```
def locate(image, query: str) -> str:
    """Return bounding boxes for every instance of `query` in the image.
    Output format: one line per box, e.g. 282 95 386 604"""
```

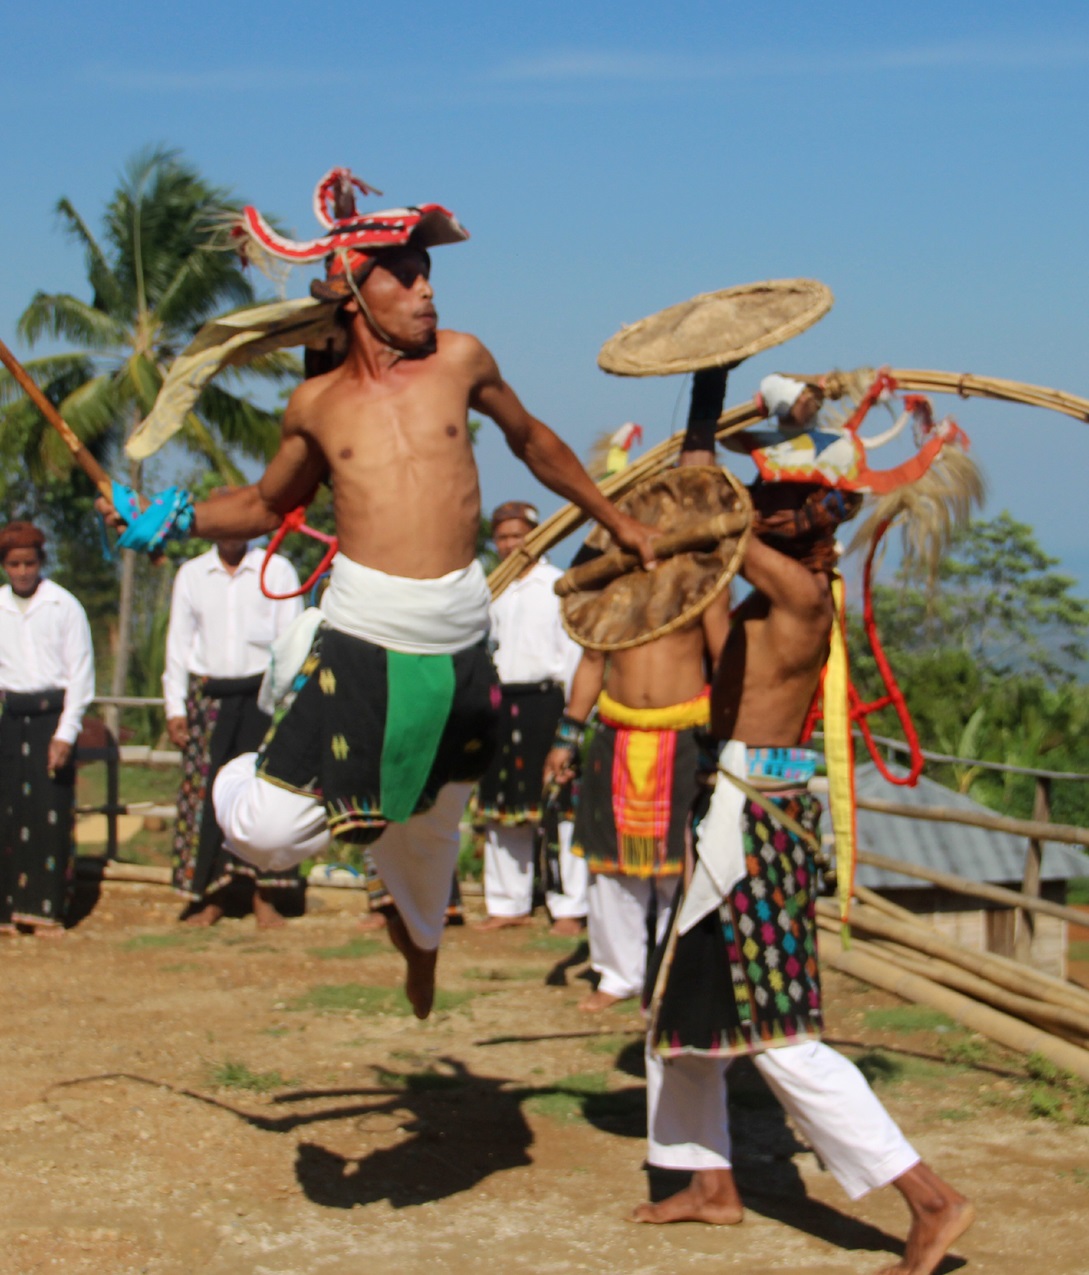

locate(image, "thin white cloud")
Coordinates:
491 39 1089 85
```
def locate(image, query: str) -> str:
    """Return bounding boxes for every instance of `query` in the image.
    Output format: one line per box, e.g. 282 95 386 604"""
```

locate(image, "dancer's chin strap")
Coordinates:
112 483 195 555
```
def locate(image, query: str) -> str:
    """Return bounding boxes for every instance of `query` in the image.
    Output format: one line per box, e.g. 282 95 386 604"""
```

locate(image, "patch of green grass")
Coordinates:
526 1071 609 1123
584 1033 633 1056
1066 877 1089 906
307 938 384 960
937 1107 974 1122
941 1036 992 1068
1068 940 1089 962
1023 1054 1089 1125
863 1006 957 1034
289 982 473 1017
122 931 206 951
209 1060 294 1092
524 933 583 953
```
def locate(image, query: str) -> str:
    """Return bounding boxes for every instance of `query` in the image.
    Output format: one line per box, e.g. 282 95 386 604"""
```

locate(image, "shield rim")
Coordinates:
597 278 834 378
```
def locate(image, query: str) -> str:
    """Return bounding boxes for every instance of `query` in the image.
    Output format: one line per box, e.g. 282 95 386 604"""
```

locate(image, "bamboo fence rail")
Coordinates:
854 796 1089 849
856 847 1089 929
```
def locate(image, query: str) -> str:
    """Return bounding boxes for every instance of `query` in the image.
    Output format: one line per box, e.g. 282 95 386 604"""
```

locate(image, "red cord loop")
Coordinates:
260 507 339 600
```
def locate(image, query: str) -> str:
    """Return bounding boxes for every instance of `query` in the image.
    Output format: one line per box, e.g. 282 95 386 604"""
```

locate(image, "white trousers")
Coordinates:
546 820 589 920
214 752 470 952
482 823 536 917
482 820 589 919
587 873 674 1000
645 1041 920 1201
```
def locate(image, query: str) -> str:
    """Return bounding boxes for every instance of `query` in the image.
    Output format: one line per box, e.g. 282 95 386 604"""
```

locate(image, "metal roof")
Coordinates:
819 762 1089 891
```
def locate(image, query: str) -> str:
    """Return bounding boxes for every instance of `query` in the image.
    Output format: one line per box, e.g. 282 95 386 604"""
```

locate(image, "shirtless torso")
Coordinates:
179 247 657 577
710 534 833 746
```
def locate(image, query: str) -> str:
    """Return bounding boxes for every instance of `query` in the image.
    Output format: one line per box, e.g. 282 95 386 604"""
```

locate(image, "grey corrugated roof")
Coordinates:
818 762 1089 890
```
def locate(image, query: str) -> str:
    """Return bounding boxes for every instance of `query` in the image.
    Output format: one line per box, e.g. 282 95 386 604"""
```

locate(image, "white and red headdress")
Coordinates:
229 166 468 288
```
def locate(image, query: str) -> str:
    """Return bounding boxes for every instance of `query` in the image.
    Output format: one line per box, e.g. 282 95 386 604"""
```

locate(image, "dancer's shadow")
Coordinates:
291 1058 535 1209
544 939 590 987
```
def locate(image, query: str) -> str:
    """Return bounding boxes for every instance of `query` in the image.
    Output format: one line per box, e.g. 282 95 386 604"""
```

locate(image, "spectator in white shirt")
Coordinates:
164 523 302 928
0 521 94 935
476 501 587 934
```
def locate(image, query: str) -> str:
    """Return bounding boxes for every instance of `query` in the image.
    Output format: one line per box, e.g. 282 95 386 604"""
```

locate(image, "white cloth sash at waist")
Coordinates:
676 739 749 936
257 555 492 715
321 553 491 654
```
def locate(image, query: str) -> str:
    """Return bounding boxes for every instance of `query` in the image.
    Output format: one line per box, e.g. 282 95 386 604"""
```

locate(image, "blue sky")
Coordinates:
4 1 1089 585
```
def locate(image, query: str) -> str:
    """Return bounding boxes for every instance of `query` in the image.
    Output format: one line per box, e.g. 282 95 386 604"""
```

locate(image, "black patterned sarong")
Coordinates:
173 673 297 900
647 786 823 1058
258 627 500 845
0 688 75 928
476 680 565 824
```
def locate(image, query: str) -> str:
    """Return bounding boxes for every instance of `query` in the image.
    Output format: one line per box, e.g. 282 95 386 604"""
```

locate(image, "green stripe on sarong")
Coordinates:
380 651 456 822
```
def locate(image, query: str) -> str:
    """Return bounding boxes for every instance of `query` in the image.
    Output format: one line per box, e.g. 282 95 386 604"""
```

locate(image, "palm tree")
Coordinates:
0 146 299 709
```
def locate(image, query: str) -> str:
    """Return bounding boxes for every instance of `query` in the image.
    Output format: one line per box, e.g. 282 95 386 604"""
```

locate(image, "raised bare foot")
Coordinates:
881 1163 974 1275
184 903 224 927
578 989 627 1013
357 910 389 932
386 909 438 1020
473 914 532 931
253 890 287 930
549 917 584 938
631 1169 744 1225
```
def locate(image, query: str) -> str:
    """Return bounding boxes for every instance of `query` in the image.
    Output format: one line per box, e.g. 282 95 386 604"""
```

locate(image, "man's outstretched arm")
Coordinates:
469 344 658 568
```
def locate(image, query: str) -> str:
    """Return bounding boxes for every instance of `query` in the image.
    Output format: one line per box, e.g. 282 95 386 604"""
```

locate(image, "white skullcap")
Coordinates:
758 374 807 421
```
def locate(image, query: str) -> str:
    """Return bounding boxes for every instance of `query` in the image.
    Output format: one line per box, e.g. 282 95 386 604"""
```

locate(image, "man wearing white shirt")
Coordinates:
164 529 302 927
477 501 587 933
0 522 94 936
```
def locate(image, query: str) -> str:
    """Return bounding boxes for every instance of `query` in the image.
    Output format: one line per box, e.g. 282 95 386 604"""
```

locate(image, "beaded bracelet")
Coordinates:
553 713 586 752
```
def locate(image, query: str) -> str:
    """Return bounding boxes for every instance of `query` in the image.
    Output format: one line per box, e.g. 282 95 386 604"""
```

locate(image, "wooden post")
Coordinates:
1015 776 1051 964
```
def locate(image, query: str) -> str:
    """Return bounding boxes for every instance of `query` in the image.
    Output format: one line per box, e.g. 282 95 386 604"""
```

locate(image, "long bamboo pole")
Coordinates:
820 930 1089 1083
856 846 1089 929
853 935 1089 1043
818 898 1089 1015
488 366 1089 598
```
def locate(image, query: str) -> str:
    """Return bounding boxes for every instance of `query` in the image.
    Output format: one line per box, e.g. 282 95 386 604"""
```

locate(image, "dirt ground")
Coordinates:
1 881 1087 1275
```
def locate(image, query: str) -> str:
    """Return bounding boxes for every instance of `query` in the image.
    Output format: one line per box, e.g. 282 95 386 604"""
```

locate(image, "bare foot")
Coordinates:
184 903 224 927
31 924 66 940
549 916 584 938
578 989 627 1013
253 890 287 930
881 1163 974 1274
385 909 437 1020
631 1169 744 1225
357 910 389 932
473 914 532 931
0 923 16 936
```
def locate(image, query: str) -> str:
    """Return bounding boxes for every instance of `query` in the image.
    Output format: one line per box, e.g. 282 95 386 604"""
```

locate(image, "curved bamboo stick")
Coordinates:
820 928 1089 1083
488 368 1089 598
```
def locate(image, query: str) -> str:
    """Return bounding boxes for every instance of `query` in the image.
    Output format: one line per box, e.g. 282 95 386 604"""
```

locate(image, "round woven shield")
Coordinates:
560 466 751 652
597 279 833 377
